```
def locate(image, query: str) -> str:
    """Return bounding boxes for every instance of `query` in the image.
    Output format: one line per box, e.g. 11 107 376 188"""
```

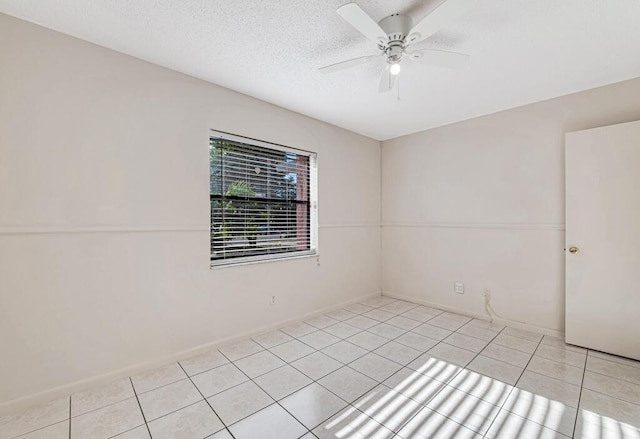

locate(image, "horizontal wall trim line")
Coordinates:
0 223 380 236
319 223 381 229
382 222 565 231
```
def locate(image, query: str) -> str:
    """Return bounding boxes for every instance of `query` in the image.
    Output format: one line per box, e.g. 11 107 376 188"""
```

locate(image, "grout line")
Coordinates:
68 396 71 439
176 362 237 439
571 350 589 438
129 378 153 438
480 331 546 438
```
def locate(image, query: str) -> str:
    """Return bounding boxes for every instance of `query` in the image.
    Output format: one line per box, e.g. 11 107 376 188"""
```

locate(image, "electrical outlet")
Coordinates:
454 282 464 294
270 295 276 306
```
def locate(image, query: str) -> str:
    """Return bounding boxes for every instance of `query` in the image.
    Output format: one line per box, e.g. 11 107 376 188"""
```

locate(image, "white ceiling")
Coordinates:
2 1 640 140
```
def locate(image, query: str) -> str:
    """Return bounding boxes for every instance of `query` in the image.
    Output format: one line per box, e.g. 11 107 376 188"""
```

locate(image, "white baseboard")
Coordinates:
0 291 381 417
382 291 564 338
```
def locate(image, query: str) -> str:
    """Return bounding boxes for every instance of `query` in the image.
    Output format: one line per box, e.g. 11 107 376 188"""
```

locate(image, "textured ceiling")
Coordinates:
2 0 640 140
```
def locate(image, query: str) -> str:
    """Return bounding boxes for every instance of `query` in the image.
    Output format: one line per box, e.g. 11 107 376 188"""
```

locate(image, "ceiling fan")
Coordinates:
320 0 473 93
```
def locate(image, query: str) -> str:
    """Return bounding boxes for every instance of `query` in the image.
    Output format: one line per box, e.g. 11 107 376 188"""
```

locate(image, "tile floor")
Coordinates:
2 296 640 438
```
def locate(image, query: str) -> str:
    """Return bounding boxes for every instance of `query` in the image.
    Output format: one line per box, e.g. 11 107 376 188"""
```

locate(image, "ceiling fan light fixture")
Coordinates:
390 63 402 75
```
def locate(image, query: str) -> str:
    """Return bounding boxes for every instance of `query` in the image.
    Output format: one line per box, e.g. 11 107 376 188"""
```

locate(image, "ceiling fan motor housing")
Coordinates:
378 14 413 48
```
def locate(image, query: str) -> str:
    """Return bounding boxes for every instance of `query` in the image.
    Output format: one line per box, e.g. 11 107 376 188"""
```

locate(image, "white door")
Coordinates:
565 120 640 361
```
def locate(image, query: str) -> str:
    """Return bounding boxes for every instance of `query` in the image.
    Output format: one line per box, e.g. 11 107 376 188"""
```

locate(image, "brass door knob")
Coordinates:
569 246 579 254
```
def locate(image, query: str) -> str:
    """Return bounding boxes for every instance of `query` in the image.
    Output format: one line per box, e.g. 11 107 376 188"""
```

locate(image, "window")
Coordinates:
209 131 317 266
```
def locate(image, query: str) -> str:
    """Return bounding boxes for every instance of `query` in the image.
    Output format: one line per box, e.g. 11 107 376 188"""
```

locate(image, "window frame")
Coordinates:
209 130 318 268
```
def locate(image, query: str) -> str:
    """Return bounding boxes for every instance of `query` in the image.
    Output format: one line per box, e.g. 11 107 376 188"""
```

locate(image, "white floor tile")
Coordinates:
324 309 357 322
363 309 396 322
219 339 264 361
305 315 339 329
482 343 533 368
374 341 422 365
291 352 343 380
347 331 388 351
526 356 583 385
313 405 395 439
0 397 69 439
233 350 285 378
502 387 577 437
14 420 69 439
147 401 223 439
179 349 229 377
280 383 348 429
207 381 274 425
137 379 201 421
535 344 586 368
406 353 463 384
440 312 472 323
576 389 640 436
280 322 318 338
502 327 544 343
191 363 248 398
382 367 446 405
378 301 418 315
112 425 150 438
426 386 500 435
443 333 489 353
318 367 378 403
349 353 403 382
385 316 421 331
344 315 379 330
70 398 143 439
583 371 640 406
493 333 538 354
321 340 368 364
424 315 466 331
367 323 406 340
449 369 513 406
323 322 362 339
353 385 422 433
428 342 477 367
516 371 581 407
540 335 586 353
411 323 452 341
229 403 306 439
299 330 341 350
71 378 134 417
394 332 438 353
254 365 312 400
397 406 481 439
269 339 316 363
208 429 234 439
468 355 523 385
252 330 294 349
131 363 186 394
587 355 640 385
456 322 501 341
486 409 571 438
400 309 436 323
589 350 640 369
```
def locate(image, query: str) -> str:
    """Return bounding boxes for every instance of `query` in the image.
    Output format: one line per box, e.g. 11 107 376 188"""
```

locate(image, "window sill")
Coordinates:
210 251 318 269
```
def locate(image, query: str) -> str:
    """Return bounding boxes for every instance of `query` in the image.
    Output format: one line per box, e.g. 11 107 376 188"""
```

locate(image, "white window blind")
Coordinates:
210 131 317 266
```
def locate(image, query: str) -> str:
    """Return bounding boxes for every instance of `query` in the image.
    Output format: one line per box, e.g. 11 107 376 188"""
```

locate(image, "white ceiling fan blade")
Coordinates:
319 55 380 74
408 49 470 69
337 3 387 46
407 0 474 44
378 65 396 93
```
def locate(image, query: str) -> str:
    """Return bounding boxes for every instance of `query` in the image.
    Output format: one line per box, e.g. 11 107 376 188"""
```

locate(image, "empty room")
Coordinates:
1 0 640 438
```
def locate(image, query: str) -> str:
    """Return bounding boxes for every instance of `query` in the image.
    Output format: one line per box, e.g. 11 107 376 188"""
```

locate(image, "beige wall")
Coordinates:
0 14 381 407
382 77 640 332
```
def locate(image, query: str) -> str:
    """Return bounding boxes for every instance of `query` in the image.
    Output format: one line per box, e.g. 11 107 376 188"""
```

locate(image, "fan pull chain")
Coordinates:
397 77 401 101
